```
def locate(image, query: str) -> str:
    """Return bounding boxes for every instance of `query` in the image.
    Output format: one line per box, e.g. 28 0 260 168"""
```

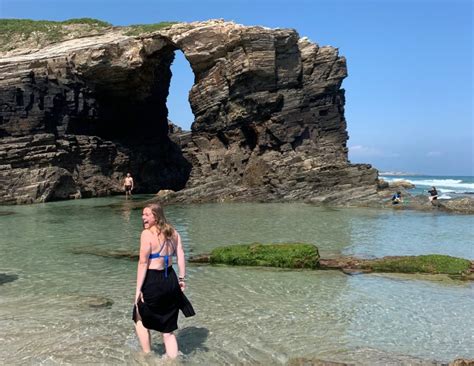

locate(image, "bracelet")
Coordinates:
178 276 186 282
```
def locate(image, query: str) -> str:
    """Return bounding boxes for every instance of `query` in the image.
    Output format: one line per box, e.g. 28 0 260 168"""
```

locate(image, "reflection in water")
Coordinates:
0 197 473 364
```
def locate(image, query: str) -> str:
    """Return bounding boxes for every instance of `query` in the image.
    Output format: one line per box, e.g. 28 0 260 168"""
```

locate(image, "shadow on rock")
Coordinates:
0 273 19 285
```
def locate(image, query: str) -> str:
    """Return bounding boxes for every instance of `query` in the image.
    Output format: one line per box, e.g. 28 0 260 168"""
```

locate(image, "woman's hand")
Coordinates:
179 280 186 292
135 291 144 304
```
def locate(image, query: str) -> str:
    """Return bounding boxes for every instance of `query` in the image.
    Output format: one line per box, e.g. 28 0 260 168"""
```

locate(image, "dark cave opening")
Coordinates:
67 44 193 193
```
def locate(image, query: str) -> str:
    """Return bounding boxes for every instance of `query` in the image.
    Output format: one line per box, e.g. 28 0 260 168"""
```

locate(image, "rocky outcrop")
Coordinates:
377 187 474 214
450 359 474 366
0 20 378 204
386 179 415 189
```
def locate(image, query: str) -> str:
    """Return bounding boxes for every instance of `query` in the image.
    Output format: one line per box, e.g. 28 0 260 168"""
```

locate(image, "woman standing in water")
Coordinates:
133 203 195 358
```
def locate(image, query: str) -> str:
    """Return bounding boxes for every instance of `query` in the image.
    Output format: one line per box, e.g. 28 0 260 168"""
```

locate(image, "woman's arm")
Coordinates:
175 231 186 290
135 230 151 302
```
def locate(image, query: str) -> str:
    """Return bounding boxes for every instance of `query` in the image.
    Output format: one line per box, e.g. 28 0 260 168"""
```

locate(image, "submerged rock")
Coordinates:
288 358 351 366
82 295 114 309
63 293 114 309
0 211 15 216
72 247 138 260
0 273 19 285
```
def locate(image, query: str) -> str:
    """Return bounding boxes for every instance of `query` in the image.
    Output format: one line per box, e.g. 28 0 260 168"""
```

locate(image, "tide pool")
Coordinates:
0 196 473 364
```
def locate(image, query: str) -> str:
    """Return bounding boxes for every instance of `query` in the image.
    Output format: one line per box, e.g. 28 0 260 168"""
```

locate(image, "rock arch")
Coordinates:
0 20 378 204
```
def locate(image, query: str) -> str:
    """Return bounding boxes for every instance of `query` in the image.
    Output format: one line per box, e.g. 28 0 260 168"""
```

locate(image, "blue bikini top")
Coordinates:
148 238 177 277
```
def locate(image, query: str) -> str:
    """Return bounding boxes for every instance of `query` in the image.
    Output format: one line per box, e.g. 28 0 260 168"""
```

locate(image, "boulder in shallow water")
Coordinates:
360 255 471 275
388 180 415 189
442 198 474 214
449 359 474 366
156 189 177 201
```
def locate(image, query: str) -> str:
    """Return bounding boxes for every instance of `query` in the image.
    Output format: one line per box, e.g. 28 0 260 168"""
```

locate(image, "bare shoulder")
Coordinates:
172 229 180 240
140 229 154 242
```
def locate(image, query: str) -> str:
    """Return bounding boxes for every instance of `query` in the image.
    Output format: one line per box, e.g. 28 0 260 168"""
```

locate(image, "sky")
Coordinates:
1 0 472 176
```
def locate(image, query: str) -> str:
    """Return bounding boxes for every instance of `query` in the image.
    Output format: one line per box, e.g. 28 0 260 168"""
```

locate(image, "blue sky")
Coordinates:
1 0 472 176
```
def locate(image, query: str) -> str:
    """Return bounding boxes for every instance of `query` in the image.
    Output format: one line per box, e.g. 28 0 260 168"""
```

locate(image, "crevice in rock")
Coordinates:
291 127 310 150
241 124 258 150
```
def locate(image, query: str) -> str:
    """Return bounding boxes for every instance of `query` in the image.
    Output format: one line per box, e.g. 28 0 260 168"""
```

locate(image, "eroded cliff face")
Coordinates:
0 20 378 204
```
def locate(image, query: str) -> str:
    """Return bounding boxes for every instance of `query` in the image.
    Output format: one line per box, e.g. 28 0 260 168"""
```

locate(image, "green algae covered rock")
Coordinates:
210 243 319 269
363 255 471 275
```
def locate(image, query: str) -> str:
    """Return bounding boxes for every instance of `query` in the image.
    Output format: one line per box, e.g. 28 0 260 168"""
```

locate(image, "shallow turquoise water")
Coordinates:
0 196 473 364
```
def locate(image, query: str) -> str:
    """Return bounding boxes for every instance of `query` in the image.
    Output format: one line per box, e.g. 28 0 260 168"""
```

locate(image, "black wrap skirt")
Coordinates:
132 267 195 333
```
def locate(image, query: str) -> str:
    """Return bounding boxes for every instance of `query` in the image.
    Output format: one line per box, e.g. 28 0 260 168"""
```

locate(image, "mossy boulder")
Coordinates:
210 243 319 269
361 255 471 275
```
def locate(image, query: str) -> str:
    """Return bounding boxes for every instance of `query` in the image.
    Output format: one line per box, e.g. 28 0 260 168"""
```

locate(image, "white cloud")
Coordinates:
426 151 442 157
349 145 400 158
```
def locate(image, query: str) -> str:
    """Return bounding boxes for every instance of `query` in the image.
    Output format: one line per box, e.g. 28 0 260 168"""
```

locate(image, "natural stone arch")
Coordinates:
0 20 378 204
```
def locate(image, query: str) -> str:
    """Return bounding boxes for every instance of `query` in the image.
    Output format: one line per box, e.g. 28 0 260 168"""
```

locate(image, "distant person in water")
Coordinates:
132 203 195 358
428 186 438 203
123 173 134 198
391 191 402 205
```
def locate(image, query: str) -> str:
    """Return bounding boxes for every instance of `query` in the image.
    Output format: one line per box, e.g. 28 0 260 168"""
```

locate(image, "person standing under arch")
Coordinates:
123 173 134 199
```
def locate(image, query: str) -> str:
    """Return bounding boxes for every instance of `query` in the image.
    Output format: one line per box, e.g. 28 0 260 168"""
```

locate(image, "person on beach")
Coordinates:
123 173 134 198
391 191 402 205
428 186 438 203
133 203 195 358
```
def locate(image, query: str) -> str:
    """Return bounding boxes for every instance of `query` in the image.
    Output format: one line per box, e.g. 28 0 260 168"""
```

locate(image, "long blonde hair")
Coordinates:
146 203 175 239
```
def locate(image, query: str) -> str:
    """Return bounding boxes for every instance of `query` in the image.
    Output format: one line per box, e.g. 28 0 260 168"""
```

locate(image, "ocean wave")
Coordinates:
438 194 452 200
380 176 474 193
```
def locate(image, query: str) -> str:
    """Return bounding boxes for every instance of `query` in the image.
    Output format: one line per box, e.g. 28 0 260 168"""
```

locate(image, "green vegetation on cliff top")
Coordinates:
0 18 178 52
0 18 111 51
210 243 320 269
125 22 179 36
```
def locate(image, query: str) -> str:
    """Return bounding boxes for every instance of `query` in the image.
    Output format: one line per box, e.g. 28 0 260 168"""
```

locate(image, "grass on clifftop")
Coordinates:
210 243 320 269
365 255 471 275
0 18 180 52
124 22 179 36
0 18 111 51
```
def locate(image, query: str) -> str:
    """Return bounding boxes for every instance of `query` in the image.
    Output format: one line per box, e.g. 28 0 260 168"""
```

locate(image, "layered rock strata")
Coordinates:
0 20 378 204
